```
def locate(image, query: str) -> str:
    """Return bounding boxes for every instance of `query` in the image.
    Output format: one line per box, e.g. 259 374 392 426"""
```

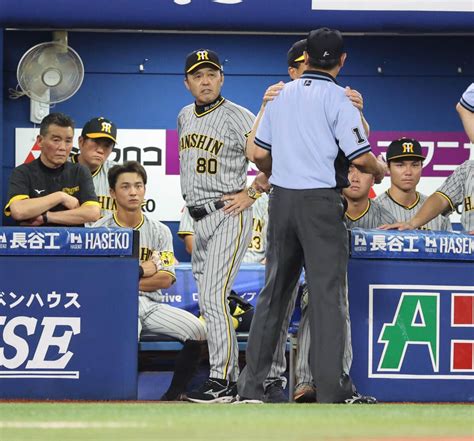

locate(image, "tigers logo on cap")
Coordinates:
81 117 117 143
185 49 222 74
386 137 426 162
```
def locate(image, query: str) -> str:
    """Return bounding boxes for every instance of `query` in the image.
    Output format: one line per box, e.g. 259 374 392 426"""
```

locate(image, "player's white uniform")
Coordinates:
92 212 205 342
70 154 116 220
242 193 268 263
376 191 451 231
436 160 474 233
178 97 254 382
345 199 396 229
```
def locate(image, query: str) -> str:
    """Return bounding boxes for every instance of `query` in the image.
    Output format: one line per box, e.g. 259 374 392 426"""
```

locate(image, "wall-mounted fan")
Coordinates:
17 40 84 105
11 32 85 123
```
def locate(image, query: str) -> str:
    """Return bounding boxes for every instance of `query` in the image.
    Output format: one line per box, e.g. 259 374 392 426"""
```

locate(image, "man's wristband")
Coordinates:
138 266 144 278
42 212 48 224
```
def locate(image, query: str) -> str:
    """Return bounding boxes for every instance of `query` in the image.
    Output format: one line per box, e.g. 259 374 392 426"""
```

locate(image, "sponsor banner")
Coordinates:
351 229 474 261
312 0 473 12
0 227 134 256
0 256 137 399
16 129 470 222
348 259 474 401
369 285 474 380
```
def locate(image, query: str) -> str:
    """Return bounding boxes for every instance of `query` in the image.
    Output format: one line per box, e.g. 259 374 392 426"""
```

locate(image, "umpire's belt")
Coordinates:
188 200 225 221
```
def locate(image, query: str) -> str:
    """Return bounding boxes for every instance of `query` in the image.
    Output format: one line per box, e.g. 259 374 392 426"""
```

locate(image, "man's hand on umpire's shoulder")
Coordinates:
345 87 364 112
262 81 285 105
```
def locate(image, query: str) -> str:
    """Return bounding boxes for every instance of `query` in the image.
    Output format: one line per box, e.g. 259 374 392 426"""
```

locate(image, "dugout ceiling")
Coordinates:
0 0 473 33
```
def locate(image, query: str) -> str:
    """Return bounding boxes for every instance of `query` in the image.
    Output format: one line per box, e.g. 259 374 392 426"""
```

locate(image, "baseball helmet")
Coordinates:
227 291 254 332
199 290 254 332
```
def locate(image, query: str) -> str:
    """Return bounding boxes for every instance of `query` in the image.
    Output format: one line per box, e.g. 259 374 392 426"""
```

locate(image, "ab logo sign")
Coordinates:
369 285 474 379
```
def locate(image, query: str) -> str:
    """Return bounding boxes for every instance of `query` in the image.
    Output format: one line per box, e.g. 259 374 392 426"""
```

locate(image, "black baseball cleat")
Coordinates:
186 377 237 403
263 379 287 403
344 392 377 404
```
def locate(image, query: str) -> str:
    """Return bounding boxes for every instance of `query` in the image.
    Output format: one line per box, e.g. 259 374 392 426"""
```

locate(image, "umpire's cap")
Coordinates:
306 27 344 62
185 49 222 74
287 39 306 67
386 137 426 162
81 117 117 143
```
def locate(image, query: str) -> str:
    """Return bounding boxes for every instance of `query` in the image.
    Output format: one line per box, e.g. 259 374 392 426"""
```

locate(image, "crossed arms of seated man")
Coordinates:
9 192 100 226
139 254 175 292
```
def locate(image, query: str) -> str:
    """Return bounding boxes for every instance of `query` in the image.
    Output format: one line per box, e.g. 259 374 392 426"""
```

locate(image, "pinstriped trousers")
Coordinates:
238 186 355 403
192 207 252 382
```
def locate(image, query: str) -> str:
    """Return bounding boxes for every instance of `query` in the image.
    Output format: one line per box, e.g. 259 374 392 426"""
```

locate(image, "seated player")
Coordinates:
92 161 207 401
70 116 119 222
376 137 451 231
344 164 396 229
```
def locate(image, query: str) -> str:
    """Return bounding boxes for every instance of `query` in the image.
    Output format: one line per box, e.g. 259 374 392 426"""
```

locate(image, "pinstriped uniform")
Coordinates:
436 160 474 232
70 154 117 224
178 98 254 381
177 194 292 384
92 212 206 342
242 193 269 263
178 98 255 206
345 199 397 229
376 191 451 231
178 206 194 239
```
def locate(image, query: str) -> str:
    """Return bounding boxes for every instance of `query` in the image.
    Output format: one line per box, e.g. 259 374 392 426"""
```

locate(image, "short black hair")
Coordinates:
39 112 75 136
108 161 147 190
307 56 340 70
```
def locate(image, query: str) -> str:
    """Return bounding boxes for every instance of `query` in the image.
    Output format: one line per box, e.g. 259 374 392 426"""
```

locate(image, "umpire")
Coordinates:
237 28 386 403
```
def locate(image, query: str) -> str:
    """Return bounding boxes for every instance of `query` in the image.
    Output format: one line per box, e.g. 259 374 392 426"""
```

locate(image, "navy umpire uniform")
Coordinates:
238 28 386 403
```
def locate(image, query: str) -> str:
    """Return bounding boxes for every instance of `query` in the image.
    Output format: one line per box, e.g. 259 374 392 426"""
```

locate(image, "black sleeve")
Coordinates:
77 164 98 205
7 166 31 201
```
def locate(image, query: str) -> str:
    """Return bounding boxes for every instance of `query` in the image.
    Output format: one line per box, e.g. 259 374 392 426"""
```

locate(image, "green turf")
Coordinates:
0 403 472 441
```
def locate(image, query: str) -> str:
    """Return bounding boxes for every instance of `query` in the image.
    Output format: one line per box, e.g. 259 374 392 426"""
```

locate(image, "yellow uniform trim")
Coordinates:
187 61 221 74
86 133 117 143
178 231 194 238
82 201 101 208
194 97 225 118
113 211 145 230
345 200 370 222
221 212 244 379
387 154 425 161
158 269 177 284
386 190 420 210
435 191 455 212
4 194 29 216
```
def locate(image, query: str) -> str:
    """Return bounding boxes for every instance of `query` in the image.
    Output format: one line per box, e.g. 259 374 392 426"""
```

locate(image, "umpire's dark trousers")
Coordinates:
237 185 354 403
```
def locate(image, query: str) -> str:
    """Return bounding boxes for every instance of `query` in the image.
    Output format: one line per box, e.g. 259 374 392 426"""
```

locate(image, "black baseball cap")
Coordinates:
185 49 222 74
306 27 344 62
287 39 306 67
81 117 117 143
386 138 426 162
